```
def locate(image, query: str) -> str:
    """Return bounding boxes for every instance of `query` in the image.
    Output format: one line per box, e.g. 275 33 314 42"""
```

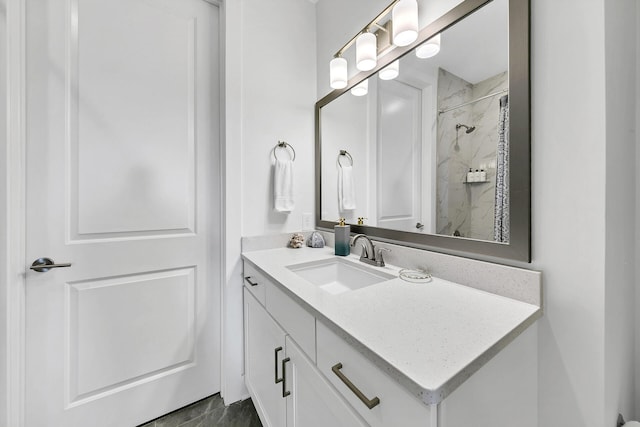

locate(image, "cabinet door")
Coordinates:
244 289 287 427
438 325 537 427
285 336 368 427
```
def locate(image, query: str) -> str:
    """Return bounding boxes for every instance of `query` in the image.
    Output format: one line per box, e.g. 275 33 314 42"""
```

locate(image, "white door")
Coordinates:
24 0 221 426
376 79 422 232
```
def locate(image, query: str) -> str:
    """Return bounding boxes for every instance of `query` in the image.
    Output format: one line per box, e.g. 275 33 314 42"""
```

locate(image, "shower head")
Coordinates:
456 123 476 134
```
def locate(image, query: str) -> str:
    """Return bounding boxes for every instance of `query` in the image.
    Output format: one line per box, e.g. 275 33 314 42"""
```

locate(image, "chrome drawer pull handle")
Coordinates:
244 276 259 286
274 347 283 384
331 363 380 409
282 357 291 397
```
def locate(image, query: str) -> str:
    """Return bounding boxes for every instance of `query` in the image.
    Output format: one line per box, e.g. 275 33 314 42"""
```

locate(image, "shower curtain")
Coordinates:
494 95 509 243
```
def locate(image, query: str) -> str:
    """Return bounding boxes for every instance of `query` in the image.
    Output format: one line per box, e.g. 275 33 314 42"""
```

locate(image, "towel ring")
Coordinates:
337 150 353 168
272 141 296 162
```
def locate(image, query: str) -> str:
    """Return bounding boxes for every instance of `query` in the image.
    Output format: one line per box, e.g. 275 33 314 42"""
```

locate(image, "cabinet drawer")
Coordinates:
243 262 267 305
317 321 433 427
265 281 316 362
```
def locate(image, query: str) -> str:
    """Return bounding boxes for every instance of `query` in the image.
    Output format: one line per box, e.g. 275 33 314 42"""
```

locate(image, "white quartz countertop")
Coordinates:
242 246 541 405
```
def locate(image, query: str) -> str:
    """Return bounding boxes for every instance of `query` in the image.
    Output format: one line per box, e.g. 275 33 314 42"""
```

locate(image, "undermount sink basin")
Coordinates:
287 257 395 295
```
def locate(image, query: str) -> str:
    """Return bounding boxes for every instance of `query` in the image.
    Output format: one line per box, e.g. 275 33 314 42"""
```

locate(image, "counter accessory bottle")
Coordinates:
334 218 350 256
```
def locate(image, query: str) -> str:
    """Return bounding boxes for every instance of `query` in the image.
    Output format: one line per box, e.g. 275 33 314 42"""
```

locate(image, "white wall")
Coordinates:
0 0 8 422
530 0 607 424
317 0 637 426
222 0 245 404
531 0 637 424
223 0 317 405
604 0 636 423
241 0 317 236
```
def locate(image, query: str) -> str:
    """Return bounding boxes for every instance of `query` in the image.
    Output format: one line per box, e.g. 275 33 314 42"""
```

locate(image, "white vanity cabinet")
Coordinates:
284 335 368 427
243 263 267 305
316 319 537 427
244 288 367 427
243 255 539 427
316 321 434 427
244 287 286 427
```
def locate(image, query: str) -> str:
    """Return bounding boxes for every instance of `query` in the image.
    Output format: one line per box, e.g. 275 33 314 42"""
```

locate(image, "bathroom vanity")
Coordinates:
242 244 541 427
244 1 538 422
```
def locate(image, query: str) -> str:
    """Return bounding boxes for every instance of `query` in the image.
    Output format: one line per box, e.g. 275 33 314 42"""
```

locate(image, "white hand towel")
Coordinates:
338 165 356 211
274 158 295 212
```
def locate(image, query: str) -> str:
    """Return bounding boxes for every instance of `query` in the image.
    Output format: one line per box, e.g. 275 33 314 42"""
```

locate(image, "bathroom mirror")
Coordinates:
315 0 530 261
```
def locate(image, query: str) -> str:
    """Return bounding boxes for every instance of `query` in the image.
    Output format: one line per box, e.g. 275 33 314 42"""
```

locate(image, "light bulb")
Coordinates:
416 34 441 58
379 60 399 80
330 57 348 89
356 32 377 71
350 79 368 96
392 0 418 47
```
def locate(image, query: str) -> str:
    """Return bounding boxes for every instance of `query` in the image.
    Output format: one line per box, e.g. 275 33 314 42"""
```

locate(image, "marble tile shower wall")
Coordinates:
437 68 473 237
436 68 508 240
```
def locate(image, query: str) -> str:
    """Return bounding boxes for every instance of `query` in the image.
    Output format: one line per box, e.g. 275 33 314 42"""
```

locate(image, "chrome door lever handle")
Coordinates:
30 257 72 273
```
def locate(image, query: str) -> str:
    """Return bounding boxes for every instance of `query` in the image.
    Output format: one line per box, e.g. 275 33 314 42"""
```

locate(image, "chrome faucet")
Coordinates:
350 234 390 267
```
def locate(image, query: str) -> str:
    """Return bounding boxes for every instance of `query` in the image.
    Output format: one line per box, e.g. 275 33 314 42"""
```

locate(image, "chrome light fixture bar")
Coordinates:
329 0 419 89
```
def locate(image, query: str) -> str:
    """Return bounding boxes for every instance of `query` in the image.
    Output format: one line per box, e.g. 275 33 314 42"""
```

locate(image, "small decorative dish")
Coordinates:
399 268 432 283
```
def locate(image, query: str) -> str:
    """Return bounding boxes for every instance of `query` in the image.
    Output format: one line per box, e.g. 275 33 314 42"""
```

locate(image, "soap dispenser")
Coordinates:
334 218 350 256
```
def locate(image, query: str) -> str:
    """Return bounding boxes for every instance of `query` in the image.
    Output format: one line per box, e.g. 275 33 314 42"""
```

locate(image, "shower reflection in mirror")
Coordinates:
436 68 509 242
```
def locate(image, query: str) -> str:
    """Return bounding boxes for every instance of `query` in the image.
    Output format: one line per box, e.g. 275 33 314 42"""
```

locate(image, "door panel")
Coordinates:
74 0 196 236
377 79 422 232
24 0 220 425
69 268 195 403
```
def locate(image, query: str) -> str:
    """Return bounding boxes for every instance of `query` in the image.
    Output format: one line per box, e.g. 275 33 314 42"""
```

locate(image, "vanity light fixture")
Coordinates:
356 31 377 71
329 0 418 90
379 59 399 80
416 33 441 58
392 0 419 46
330 56 348 89
350 79 369 96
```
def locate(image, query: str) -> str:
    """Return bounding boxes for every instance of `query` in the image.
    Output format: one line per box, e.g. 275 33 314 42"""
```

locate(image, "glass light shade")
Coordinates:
356 32 377 71
392 0 418 46
379 60 399 80
350 79 368 96
330 57 348 89
416 34 441 58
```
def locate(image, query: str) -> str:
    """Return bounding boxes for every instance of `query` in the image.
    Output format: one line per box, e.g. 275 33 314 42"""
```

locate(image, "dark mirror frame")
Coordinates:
315 0 530 262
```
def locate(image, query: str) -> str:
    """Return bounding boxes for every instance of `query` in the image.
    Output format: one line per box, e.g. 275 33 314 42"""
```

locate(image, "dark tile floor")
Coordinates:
139 394 262 427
